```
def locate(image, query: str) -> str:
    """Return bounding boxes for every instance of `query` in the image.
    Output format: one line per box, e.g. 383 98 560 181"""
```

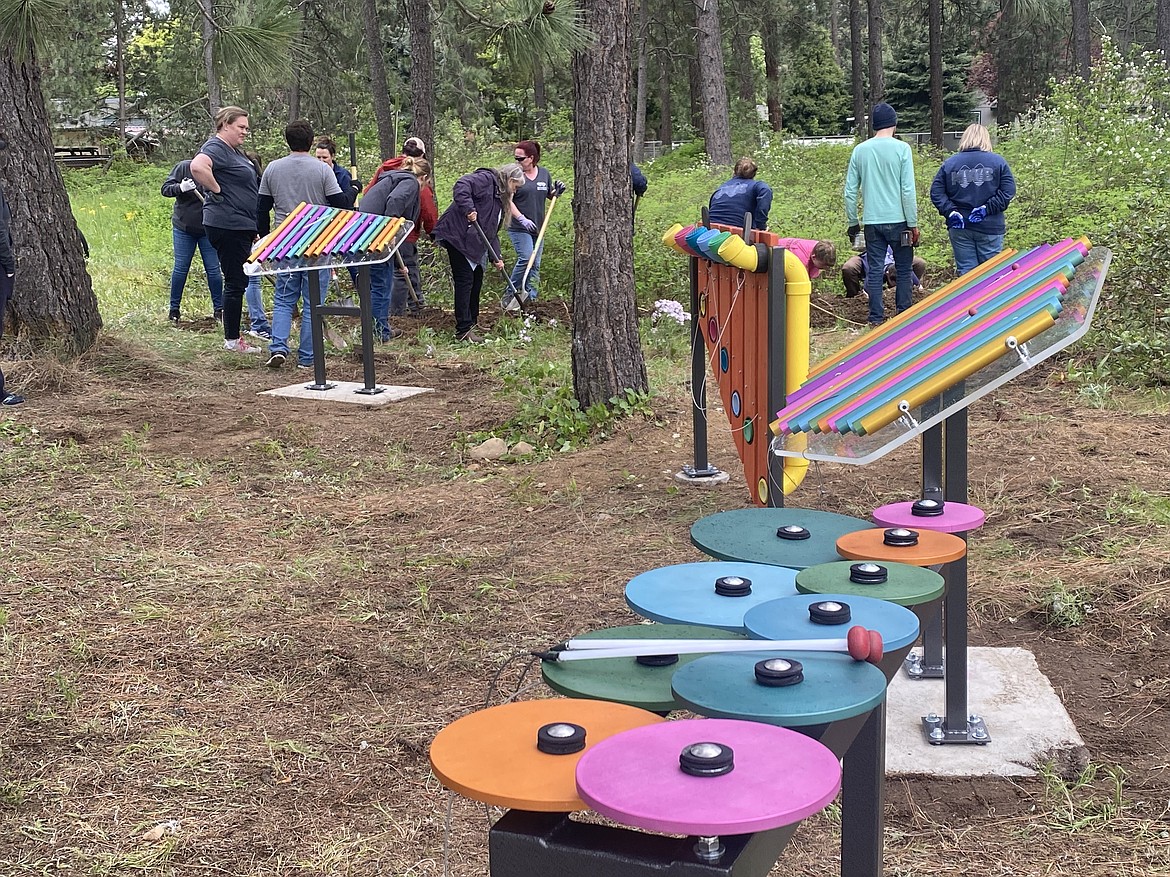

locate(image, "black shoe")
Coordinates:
213 308 224 322
265 352 286 369
456 329 484 344
168 309 180 323
1 393 25 406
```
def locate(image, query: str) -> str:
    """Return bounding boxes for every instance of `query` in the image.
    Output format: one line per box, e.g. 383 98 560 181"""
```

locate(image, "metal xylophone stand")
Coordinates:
303 263 382 394
912 385 990 744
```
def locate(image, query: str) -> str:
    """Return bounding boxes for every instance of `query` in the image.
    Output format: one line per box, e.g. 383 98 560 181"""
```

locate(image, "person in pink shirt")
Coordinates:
775 238 837 279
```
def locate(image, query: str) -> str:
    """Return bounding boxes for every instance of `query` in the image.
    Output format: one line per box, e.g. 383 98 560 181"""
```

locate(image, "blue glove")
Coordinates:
969 205 987 224
552 180 567 197
518 215 537 233
947 211 965 229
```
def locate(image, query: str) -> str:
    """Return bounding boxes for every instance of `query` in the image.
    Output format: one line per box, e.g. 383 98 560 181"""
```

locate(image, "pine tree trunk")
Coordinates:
632 0 649 162
1159 0 1170 60
867 0 884 107
849 0 865 136
570 0 648 409
929 0 943 145
197 0 221 115
405 0 435 161
762 7 783 132
362 0 397 159
695 0 732 165
656 45 673 146
533 62 547 136
1070 0 1091 78
0 54 101 355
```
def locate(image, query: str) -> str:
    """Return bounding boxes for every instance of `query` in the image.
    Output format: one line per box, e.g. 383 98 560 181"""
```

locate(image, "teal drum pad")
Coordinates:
691 508 874 570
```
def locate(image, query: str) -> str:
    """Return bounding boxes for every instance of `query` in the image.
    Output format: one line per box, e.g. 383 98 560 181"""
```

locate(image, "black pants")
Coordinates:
205 225 254 340
445 244 482 336
0 270 11 398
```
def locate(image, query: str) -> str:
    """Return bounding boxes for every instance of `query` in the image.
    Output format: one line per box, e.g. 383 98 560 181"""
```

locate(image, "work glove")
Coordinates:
847 224 860 240
518 215 537 233
179 178 198 193
552 180 566 197
909 227 920 246
946 210 964 229
969 205 987 224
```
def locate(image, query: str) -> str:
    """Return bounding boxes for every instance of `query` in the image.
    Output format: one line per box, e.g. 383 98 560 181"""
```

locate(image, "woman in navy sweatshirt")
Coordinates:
930 124 1017 276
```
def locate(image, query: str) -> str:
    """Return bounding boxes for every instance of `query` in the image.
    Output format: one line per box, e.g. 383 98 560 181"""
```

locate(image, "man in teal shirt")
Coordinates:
844 103 919 324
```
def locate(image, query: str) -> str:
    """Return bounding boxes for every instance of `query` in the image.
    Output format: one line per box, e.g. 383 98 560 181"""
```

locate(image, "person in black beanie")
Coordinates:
0 130 24 406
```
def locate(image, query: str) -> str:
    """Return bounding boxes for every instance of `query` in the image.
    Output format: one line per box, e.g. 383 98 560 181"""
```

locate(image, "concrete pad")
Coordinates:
885 647 1089 778
260 381 433 406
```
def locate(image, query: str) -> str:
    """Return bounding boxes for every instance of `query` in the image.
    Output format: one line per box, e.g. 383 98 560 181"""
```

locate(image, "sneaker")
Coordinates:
265 351 286 368
457 329 485 344
247 329 273 342
224 338 262 354
168 309 180 324
378 327 400 343
213 308 224 322
296 363 313 370
1 392 25 406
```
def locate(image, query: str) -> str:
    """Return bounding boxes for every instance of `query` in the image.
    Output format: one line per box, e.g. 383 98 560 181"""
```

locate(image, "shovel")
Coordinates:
470 218 525 310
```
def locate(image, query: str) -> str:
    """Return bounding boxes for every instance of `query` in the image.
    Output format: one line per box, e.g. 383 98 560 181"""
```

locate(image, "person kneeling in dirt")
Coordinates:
841 246 928 304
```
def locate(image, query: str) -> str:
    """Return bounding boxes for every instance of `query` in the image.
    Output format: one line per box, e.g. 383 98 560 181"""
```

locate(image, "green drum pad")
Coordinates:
691 508 874 570
796 560 944 608
542 624 745 713
672 651 887 726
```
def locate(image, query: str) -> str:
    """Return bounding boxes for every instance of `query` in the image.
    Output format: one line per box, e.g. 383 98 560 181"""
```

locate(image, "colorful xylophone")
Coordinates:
771 237 1091 439
244 201 411 275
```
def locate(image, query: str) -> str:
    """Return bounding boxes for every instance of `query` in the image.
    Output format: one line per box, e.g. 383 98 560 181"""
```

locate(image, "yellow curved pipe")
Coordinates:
780 248 810 494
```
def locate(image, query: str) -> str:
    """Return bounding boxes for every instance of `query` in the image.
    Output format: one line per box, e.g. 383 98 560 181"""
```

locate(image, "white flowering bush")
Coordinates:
645 298 691 359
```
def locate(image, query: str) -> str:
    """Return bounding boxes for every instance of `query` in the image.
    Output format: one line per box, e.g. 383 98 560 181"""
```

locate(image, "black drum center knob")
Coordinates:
912 498 945 517
754 657 804 686
537 722 586 755
679 741 735 777
636 653 680 667
884 527 920 546
776 524 811 541
850 562 888 585
809 600 851 624
714 575 752 597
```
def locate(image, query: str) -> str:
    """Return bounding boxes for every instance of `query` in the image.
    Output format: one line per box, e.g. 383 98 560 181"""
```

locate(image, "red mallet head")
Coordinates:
846 626 884 664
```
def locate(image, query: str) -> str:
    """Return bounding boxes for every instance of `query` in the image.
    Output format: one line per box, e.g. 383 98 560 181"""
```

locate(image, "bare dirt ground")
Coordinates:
1 302 1168 876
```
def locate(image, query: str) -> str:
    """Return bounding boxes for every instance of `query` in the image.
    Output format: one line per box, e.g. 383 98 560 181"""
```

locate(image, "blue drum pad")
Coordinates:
625 562 799 631
743 593 920 652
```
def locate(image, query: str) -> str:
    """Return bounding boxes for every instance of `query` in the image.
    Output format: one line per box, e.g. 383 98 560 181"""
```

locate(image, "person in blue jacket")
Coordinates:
708 157 773 231
315 138 360 209
930 124 1017 276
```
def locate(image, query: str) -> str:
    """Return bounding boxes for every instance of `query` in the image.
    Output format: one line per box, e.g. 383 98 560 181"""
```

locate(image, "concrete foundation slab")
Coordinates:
260 381 434 406
885 646 1088 778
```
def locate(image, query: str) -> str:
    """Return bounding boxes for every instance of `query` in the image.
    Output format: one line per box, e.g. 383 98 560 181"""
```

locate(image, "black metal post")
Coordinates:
354 264 379 393
688 252 712 475
907 413 946 679
305 269 334 391
840 702 885 877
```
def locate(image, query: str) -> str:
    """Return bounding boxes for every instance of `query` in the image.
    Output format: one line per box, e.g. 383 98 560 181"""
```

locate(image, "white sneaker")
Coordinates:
224 338 262 354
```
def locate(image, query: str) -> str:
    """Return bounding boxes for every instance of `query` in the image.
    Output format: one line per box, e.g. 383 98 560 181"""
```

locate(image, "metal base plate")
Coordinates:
922 713 990 745
903 651 945 680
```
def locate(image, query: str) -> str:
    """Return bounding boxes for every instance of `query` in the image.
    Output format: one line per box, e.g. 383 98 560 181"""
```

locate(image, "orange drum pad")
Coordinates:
836 527 966 567
429 698 665 812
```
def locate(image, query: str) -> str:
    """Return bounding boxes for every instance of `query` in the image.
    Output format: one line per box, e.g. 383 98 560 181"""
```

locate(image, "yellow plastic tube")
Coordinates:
780 248 811 494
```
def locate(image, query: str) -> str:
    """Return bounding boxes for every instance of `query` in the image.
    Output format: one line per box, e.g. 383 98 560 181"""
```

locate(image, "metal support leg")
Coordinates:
841 702 885 877
353 265 381 395
906 416 945 679
680 253 723 483
305 269 334 391
765 245 787 509
921 402 990 744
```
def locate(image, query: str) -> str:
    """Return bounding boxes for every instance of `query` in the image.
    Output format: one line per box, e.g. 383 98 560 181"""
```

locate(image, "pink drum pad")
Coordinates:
575 718 841 836
872 501 985 533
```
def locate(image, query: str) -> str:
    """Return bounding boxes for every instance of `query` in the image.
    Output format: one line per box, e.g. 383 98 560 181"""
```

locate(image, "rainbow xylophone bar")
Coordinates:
771 238 1090 439
245 202 414 276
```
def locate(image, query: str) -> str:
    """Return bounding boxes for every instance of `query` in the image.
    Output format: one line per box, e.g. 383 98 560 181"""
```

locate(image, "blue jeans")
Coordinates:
368 261 394 341
863 223 915 323
270 269 330 365
169 228 223 313
245 275 271 334
507 229 543 302
948 229 1005 276
390 241 421 316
